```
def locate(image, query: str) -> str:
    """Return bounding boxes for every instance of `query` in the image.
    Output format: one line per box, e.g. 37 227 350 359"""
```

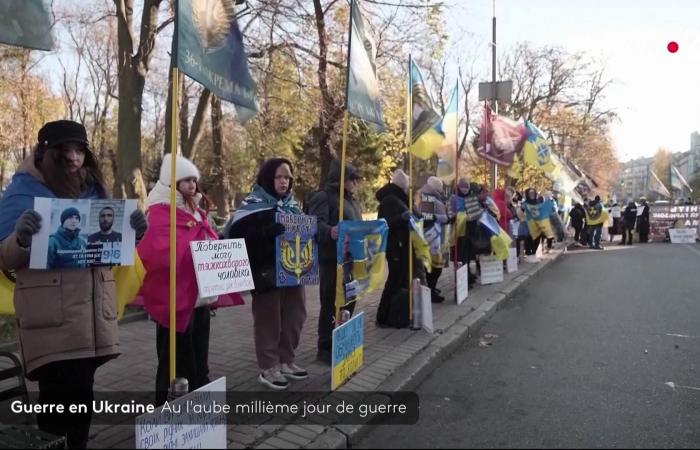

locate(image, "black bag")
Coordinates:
386 288 410 329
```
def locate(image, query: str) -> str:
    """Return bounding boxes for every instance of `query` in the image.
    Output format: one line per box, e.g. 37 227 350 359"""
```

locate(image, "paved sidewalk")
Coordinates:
23 248 564 448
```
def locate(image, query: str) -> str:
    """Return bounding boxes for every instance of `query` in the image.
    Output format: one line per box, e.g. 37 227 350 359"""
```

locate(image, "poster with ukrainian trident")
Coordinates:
335 220 388 307
332 311 364 390
29 198 137 270
275 213 319 287
176 0 257 121
345 0 384 129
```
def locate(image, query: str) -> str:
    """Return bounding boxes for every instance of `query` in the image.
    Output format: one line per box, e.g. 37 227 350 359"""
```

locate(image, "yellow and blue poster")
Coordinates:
332 311 364 390
275 213 319 287
335 219 388 308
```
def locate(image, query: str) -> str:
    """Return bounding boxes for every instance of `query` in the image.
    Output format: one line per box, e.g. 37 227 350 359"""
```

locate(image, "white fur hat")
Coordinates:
159 153 200 186
391 169 409 192
427 176 443 193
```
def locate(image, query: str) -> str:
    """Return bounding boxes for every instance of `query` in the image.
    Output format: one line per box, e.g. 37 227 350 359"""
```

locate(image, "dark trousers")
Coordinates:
426 267 442 291
318 262 355 352
639 223 649 243
377 254 407 325
525 235 540 255
623 225 634 244
155 305 211 405
35 358 98 449
573 224 583 243
540 236 554 249
589 224 603 247
516 236 527 257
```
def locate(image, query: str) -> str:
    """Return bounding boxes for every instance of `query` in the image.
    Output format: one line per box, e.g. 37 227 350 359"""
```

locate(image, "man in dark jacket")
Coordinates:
622 201 637 245
568 202 586 246
306 159 362 364
637 197 650 243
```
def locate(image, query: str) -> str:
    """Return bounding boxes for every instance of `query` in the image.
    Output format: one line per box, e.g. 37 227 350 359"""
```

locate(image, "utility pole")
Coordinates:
490 0 497 189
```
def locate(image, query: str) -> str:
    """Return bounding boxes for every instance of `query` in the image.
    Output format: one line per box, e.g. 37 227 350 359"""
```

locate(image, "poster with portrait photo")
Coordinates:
29 198 137 269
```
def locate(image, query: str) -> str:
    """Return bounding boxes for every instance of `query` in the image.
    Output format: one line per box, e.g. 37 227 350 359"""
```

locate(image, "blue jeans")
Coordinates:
589 225 602 248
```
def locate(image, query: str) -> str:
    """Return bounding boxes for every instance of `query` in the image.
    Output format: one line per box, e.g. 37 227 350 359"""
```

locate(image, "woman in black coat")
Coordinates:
375 169 424 327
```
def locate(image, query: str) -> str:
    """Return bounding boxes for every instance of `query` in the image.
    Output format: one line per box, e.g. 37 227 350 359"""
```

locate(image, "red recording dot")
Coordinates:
667 41 679 53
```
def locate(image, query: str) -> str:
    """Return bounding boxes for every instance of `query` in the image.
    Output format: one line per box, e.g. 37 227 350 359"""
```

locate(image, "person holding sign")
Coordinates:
138 154 234 404
227 158 308 390
0 120 147 448
418 177 449 304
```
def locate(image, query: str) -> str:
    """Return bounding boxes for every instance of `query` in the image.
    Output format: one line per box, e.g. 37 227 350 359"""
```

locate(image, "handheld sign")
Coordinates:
506 248 518 273
275 213 319 287
669 228 697 244
190 239 255 298
332 312 364 390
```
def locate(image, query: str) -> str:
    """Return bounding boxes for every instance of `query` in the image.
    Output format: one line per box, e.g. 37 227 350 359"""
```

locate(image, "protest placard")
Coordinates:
332 312 364 390
479 255 504 285
506 248 518 273
30 198 136 269
669 228 697 244
456 263 470 305
275 213 319 287
190 239 255 298
135 377 227 449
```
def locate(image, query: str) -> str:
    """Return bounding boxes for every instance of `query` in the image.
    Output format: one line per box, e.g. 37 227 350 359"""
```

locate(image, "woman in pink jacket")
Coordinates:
138 154 241 404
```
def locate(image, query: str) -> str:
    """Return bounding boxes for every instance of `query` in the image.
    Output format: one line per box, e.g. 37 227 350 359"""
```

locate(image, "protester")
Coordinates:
568 202 586 246
584 195 607 249
522 187 555 259
608 201 622 243
637 197 650 243
139 154 238 402
449 178 486 286
227 158 307 389
418 176 449 303
376 169 425 327
622 201 637 245
0 120 147 448
306 159 362 365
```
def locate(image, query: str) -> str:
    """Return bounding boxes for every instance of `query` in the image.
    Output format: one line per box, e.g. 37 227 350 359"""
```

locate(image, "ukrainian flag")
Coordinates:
478 213 512 261
0 255 146 319
335 220 388 309
408 59 444 159
522 120 556 173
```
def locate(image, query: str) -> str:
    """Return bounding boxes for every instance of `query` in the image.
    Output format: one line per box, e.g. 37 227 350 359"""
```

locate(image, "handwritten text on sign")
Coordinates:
135 377 227 449
191 239 255 298
332 312 364 390
479 255 504 285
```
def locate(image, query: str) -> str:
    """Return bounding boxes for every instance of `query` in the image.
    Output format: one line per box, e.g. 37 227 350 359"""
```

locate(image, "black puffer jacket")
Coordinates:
376 183 411 259
306 160 362 264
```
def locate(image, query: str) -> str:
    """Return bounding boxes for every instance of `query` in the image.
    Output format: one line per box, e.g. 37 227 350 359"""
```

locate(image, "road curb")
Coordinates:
310 248 565 449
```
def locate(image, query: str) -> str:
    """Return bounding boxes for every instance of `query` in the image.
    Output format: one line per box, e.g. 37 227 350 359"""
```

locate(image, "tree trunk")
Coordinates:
115 0 164 199
183 89 212 160
210 95 229 219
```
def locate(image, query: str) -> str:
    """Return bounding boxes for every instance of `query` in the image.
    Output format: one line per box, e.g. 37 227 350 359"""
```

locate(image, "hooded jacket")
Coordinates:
0 156 119 380
306 160 362 264
227 158 302 292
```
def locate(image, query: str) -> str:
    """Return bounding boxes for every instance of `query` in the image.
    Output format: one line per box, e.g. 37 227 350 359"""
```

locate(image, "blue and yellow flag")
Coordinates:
522 120 556 173
335 220 388 309
345 0 384 129
0 256 146 319
408 59 444 160
177 0 257 121
0 0 53 51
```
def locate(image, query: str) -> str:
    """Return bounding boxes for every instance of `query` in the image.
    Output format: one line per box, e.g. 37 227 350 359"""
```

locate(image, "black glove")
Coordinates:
264 223 286 239
15 210 42 248
400 211 412 222
130 209 148 240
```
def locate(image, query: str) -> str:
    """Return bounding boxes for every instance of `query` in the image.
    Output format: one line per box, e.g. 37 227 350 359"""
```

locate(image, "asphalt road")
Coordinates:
357 242 700 449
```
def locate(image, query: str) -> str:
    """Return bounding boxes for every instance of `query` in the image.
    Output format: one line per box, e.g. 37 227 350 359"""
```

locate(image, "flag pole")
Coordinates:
336 111 349 325
169 66 179 384
453 81 459 303
408 55 414 322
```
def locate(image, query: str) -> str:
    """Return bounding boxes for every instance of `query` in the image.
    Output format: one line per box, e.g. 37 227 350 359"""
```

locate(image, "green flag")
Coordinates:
0 0 53 51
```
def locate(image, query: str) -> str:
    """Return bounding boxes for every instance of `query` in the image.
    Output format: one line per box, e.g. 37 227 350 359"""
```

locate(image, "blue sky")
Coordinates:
447 0 700 161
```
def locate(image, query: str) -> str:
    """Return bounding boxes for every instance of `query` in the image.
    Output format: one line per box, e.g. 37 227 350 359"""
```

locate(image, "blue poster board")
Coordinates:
275 213 319 287
332 312 364 390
